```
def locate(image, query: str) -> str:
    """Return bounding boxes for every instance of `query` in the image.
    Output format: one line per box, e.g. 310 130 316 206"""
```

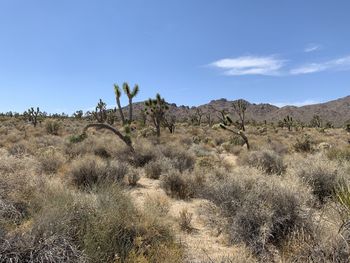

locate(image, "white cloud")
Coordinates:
271 100 320 108
211 56 285 76
290 56 350 75
304 44 321 53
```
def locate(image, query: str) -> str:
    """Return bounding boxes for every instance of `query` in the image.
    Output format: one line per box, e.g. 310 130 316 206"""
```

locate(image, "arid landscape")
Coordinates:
1 1 350 262
1 86 350 262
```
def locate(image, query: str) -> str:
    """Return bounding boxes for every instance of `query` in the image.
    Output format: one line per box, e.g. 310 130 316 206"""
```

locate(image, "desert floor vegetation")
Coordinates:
0 116 350 262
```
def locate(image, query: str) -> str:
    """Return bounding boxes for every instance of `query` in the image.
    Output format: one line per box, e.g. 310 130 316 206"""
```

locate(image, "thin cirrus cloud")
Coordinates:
304 44 321 53
290 56 350 75
210 56 285 76
210 54 350 76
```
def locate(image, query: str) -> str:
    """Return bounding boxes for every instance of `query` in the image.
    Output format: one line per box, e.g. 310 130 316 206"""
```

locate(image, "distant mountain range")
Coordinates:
125 95 350 127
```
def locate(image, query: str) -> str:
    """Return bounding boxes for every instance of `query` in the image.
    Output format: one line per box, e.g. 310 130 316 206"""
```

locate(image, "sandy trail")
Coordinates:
129 163 238 262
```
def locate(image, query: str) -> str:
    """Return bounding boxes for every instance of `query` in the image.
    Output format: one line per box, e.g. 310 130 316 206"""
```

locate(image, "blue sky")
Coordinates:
0 0 349 113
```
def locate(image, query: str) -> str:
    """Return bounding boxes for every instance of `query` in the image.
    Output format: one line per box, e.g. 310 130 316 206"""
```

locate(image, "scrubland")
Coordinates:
1 117 350 262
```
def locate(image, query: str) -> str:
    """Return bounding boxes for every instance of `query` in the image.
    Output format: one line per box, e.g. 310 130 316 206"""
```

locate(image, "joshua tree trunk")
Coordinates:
82 123 134 151
116 97 126 125
128 97 133 124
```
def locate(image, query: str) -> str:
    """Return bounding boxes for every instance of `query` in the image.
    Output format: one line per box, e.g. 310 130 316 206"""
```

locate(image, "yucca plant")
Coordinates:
335 183 350 237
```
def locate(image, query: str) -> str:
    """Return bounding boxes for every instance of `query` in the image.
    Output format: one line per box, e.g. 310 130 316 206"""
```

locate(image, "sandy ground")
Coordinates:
128 153 238 262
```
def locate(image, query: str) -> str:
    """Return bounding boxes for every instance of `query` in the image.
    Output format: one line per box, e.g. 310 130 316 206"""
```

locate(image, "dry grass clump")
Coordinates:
161 169 205 200
37 147 66 174
2 181 182 263
144 157 173 179
68 155 129 189
327 146 350 162
293 134 314 153
178 208 194 233
288 153 348 204
202 167 314 258
239 149 286 175
0 231 88 263
45 119 61 135
144 194 170 217
127 168 140 186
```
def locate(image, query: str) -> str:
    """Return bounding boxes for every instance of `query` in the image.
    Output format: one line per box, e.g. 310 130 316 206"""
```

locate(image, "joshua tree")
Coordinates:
73 110 83 119
106 108 117 125
82 123 133 151
79 86 139 151
209 106 230 125
232 99 248 131
283 115 294 131
114 84 126 125
163 114 176 133
220 115 250 150
113 82 139 125
191 108 204 126
310 115 322 128
26 107 41 127
145 93 169 137
123 83 139 124
92 99 107 123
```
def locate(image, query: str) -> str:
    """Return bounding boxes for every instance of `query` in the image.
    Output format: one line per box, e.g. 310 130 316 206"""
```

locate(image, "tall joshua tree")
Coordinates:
114 82 139 125
232 99 248 131
114 84 126 125
145 93 169 137
123 83 139 124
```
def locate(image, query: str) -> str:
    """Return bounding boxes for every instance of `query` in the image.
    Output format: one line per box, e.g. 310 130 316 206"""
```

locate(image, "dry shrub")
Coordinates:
202 167 314 258
159 144 195 172
178 208 193 233
130 140 160 167
68 155 129 189
37 147 66 174
293 134 314 153
161 169 203 199
144 158 172 180
127 168 140 186
28 182 182 263
289 153 348 204
239 149 286 175
8 141 32 156
0 151 37 226
282 224 350 262
0 232 87 263
83 185 181 262
327 146 350 162
45 120 60 135
145 160 163 179
144 194 170 217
